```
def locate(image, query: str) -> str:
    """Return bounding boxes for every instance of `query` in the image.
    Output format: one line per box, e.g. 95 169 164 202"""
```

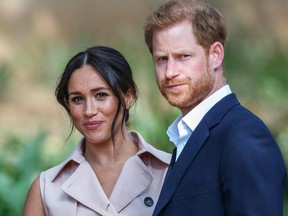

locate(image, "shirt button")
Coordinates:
144 197 154 207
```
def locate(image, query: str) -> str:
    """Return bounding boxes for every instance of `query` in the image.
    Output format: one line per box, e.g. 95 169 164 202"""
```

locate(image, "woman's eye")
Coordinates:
71 96 83 103
96 92 108 98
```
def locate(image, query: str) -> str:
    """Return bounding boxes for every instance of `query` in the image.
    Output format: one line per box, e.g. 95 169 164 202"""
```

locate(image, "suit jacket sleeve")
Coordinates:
220 115 286 215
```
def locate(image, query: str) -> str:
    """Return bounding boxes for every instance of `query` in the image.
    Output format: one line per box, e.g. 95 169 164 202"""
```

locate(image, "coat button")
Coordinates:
144 197 154 207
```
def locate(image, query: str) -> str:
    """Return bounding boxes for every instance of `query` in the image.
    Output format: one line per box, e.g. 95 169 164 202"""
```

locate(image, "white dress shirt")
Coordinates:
167 85 232 161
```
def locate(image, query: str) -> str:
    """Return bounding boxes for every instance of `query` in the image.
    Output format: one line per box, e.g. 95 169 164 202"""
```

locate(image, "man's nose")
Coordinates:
165 58 179 79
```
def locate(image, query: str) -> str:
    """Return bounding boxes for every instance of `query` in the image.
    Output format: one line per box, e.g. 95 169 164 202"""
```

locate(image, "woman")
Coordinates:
23 46 171 216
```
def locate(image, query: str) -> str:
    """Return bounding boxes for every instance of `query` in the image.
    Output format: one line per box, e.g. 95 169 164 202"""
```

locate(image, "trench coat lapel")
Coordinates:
109 156 153 212
61 161 118 215
61 155 153 215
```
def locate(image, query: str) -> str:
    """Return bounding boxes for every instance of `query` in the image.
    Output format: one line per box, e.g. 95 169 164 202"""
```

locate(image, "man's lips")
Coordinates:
164 79 186 88
83 121 103 130
167 83 183 87
165 83 185 89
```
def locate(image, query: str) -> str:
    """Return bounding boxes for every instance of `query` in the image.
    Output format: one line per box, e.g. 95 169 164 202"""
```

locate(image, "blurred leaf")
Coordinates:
0 131 47 216
0 63 11 100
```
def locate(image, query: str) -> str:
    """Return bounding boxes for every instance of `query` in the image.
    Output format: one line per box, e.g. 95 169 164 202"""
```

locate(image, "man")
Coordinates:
144 0 286 215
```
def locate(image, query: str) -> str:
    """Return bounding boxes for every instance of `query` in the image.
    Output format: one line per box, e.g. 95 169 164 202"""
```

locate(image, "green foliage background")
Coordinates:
0 0 287 215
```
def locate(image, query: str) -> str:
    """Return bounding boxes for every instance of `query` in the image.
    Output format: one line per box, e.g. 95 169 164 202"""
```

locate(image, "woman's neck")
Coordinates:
84 130 138 168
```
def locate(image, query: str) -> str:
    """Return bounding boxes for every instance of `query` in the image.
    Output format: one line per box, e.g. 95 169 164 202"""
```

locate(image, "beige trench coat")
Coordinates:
40 131 171 216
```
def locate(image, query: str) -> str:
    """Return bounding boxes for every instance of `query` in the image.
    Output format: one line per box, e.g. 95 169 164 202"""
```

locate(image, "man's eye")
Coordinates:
179 54 190 60
158 56 168 63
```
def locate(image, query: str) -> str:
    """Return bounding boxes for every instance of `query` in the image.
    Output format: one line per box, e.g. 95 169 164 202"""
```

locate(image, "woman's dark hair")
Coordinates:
55 46 138 142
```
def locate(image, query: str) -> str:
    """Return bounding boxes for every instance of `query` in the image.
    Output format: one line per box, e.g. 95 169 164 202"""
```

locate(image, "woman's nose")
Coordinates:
84 99 97 117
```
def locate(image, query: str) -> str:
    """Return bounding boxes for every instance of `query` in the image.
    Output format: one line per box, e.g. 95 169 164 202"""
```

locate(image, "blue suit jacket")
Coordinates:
153 94 286 216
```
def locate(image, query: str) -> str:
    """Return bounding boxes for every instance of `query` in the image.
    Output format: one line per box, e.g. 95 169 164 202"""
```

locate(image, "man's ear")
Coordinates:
124 89 135 109
209 42 224 70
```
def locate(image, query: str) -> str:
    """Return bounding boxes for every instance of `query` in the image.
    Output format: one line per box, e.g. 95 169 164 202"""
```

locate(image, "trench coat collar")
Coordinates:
50 131 170 214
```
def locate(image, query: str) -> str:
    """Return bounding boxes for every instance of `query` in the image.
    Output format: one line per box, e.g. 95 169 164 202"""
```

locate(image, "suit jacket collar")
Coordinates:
153 94 240 215
204 93 239 128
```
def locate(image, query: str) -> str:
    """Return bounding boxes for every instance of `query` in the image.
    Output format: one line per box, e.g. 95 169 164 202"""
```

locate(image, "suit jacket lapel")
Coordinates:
153 94 240 215
163 147 177 182
153 122 210 215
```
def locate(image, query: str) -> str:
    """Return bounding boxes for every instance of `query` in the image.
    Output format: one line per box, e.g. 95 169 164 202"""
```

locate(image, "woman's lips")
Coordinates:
84 121 103 130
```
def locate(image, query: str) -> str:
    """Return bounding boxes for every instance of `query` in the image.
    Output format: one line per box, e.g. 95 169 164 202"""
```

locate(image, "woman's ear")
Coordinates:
124 89 135 109
209 42 224 70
